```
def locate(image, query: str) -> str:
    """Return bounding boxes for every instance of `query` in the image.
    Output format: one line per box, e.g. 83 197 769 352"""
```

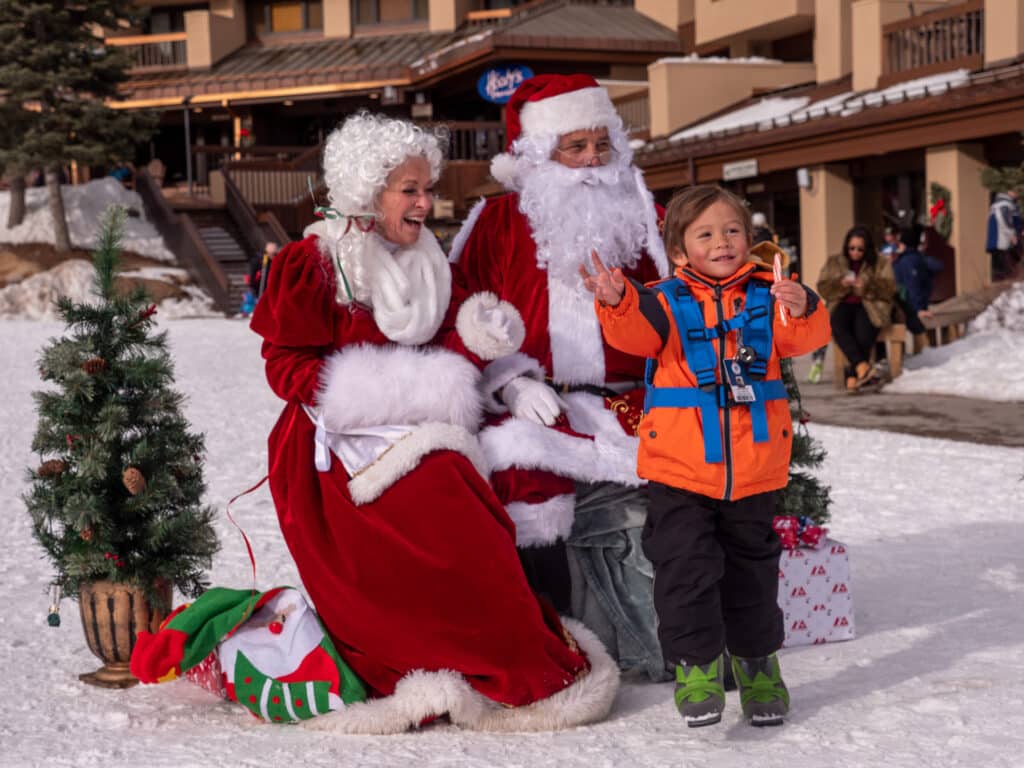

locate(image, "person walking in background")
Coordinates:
241 241 279 317
581 184 830 727
880 225 899 257
817 225 896 393
986 188 1022 280
750 211 774 245
892 228 942 352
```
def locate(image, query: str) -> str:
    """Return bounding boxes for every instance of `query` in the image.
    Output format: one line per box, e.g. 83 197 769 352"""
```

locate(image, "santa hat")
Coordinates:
505 74 620 149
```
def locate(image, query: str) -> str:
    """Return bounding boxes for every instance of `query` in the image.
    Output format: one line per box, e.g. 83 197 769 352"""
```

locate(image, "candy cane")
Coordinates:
773 252 788 326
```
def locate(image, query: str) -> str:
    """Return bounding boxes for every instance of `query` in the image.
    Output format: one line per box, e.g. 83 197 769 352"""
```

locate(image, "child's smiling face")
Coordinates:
673 200 751 280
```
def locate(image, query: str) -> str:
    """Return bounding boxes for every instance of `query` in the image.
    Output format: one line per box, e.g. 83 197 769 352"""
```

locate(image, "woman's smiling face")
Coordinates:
376 156 433 247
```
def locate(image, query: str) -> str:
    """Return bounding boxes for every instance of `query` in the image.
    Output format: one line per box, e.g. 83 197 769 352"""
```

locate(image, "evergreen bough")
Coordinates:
777 359 832 527
25 207 218 609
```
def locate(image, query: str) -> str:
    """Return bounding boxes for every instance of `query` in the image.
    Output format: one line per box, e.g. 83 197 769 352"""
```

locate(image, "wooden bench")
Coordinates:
832 323 907 389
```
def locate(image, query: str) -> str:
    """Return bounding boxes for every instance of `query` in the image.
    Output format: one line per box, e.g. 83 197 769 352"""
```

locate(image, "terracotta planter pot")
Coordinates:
78 580 172 688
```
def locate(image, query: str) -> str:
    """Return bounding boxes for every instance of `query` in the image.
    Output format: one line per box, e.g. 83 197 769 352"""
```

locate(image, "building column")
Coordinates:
925 143 990 294
799 164 855 290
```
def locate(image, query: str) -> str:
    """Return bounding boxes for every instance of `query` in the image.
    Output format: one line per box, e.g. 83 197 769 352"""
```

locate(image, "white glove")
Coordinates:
501 376 566 426
473 300 514 346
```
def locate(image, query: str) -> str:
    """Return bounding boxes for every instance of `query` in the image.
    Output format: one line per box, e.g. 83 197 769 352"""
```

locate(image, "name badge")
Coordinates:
724 358 756 403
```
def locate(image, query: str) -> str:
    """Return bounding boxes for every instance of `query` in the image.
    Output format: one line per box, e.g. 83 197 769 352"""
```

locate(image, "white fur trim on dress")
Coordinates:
456 292 526 361
302 618 619 734
507 494 576 547
317 344 482 433
520 87 619 141
634 167 669 278
481 393 642 487
479 352 546 413
449 197 487 265
347 422 489 505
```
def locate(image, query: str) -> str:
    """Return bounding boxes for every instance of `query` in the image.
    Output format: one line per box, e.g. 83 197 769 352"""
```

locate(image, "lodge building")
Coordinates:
109 0 1024 310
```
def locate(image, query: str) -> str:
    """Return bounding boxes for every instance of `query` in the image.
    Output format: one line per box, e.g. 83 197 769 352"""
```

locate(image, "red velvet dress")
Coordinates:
250 235 589 708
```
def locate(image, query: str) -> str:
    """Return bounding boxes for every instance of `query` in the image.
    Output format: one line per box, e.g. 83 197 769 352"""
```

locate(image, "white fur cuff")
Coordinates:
456 292 526 361
317 344 482 433
520 87 619 141
507 495 576 547
479 353 546 413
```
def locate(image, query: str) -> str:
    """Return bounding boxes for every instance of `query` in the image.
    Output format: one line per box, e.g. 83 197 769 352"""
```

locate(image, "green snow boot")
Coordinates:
674 657 726 727
731 653 790 726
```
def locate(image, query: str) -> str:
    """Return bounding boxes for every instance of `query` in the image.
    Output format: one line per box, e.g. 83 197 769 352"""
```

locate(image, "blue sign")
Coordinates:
477 65 534 105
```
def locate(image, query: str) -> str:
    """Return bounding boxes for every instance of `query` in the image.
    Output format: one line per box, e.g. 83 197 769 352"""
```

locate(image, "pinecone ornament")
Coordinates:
38 459 69 478
81 357 107 375
122 466 146 495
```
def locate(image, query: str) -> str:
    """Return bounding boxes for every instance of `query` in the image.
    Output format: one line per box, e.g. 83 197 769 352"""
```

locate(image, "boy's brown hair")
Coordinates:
663 184 752 260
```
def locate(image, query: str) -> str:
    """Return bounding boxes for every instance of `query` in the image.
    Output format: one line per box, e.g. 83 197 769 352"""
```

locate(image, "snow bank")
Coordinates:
971 281 1024 334
0 178 175 262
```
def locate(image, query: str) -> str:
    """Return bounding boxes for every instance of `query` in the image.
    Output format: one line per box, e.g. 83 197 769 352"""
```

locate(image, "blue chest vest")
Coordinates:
643 277 788 464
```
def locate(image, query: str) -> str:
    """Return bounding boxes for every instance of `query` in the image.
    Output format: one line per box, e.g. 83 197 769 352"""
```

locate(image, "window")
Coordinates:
352 0 427 25
144 5 205 34
247 1 323 36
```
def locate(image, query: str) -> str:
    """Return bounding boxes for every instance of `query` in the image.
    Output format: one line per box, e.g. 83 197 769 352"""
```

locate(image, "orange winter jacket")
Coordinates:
596 262 831 501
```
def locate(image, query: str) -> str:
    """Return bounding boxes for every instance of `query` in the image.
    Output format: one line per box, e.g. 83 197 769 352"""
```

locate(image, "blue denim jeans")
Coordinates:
567 481 670 682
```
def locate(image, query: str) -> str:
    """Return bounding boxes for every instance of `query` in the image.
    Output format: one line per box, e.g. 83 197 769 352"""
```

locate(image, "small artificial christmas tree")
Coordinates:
776 358 832 528
24 207 219 618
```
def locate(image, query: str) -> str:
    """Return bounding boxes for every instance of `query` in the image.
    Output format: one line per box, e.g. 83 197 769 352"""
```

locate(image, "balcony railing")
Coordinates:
613 90 649 136
106 32 188 72
444 121 504 161
881 0 983 87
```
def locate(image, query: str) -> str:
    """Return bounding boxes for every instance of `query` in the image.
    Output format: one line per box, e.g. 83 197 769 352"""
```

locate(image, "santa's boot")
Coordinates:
730 653 789 726
674 656 725 727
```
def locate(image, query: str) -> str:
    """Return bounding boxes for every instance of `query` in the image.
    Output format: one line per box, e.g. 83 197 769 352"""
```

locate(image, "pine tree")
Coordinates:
0 2 156 245
24 207 218 610
777 359 832 527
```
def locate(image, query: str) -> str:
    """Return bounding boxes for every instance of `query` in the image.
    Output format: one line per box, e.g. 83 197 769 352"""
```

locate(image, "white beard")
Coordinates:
515 158 653 282
516 158 654 385
308 219 451 346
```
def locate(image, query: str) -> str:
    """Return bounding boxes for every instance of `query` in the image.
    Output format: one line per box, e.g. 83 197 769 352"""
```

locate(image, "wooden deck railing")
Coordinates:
135 169 233 311
106 32 187 72
881 0 984 86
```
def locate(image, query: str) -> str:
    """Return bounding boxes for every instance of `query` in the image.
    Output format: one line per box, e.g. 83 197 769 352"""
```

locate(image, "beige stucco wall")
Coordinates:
635 0 695 31
324 0 353 38
694 0 814 48
814 0 852 82
851 0 949 91
925 144 991 294
185 0 245 70
799 164 855 291
648 58 817 138
985 0 1024 66
429 0 473 33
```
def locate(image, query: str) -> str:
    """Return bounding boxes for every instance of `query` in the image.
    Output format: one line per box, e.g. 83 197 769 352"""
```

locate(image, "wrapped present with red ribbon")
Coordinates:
773 515 828 550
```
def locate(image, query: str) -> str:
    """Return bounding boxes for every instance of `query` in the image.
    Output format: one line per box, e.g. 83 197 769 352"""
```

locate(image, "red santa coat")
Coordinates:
249 235 618 733
451 193 668 546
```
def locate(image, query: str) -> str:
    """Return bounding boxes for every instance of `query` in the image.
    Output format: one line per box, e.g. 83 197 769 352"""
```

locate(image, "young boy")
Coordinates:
580 185 831 727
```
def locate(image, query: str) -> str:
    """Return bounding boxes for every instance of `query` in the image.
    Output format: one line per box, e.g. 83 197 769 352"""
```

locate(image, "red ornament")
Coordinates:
140 304 158 320
268 620 284 635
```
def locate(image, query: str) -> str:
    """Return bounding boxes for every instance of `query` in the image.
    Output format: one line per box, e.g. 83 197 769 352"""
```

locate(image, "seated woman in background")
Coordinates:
250 112 617 734
817 225 896 392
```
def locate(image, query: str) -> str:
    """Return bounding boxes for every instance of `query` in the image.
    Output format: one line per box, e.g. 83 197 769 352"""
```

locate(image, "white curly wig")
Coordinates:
322 112 447 215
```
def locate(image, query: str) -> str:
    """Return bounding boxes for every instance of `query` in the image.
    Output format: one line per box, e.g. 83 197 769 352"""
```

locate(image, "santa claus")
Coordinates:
450 75 671 680
250 111 618 732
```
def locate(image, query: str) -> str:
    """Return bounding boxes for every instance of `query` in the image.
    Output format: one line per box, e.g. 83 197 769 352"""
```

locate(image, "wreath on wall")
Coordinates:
929 182 952 241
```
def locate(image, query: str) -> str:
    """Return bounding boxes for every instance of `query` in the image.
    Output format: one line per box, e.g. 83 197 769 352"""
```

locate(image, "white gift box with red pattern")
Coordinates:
778 539 855 647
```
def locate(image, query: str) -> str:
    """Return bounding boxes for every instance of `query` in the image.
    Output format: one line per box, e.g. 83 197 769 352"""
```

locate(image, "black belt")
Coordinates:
544 378 631 399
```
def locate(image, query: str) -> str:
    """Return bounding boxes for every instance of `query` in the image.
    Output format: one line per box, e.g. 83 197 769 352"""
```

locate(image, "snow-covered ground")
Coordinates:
884 282 1024 402
2 317 1023 767
0 178 176 262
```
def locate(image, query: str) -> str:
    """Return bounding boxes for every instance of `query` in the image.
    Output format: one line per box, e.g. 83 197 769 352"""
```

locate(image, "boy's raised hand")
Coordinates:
579 250 626 307
770 279 809 318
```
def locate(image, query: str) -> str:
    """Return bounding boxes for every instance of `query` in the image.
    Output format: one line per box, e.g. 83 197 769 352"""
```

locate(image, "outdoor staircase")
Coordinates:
187 209 251 311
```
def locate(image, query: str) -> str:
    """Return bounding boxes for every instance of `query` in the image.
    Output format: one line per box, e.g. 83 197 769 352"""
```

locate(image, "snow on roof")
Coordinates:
670 96 810 142
663 68 972 147
656 53 782 66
